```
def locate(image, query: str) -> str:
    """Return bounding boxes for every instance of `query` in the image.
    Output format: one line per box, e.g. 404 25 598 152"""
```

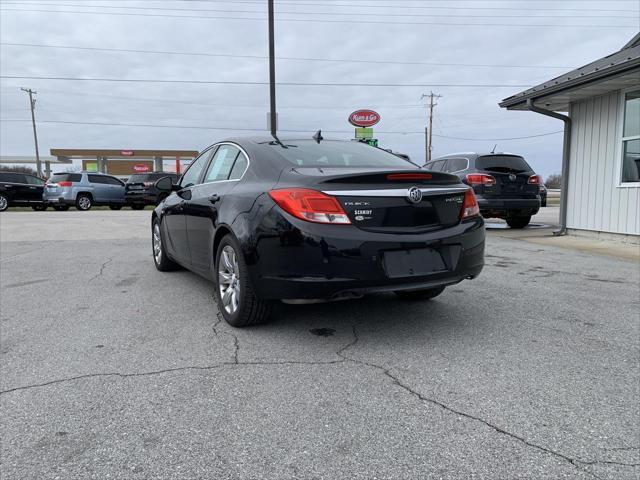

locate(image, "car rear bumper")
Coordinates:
246 208 485 300
125 191 156 205
43 190 75 205
477 196 540 217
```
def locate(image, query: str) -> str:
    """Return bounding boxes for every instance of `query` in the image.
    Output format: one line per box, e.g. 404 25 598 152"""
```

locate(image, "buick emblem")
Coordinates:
509 173 517 181
407 186 423 203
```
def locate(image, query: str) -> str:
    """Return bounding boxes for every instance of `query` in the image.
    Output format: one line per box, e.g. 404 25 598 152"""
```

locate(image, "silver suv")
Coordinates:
43 172 126 211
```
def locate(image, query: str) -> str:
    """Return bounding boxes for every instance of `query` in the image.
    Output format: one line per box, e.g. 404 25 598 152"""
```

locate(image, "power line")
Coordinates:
2 2 632 18
0 43 576 70
434 131 564 141
1 8 632 28
14 0 638 13
0 118 565 140
0 75 534 88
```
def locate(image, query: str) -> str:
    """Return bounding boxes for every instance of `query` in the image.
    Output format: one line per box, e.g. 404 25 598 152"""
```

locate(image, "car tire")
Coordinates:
109 205 123 210
215 234 272 327
152 218 179 272
0 194 9 211
131 204 145 210
506 215 531 229
31 204 48 211
395 285 446 301
75 194 92 211
53 205 70 211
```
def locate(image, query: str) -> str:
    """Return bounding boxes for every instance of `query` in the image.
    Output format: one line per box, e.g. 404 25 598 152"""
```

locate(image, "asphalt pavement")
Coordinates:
1 209 638 479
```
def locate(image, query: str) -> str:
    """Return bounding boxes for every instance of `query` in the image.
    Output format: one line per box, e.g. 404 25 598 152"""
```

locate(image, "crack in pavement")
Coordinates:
0 360 345 395
88 257 113 283
2 323 636 477
335 325 616 479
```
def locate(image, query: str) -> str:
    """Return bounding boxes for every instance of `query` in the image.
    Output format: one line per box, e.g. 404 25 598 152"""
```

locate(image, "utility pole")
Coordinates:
268 0 278 140
421 92 442 163
21 87 42 177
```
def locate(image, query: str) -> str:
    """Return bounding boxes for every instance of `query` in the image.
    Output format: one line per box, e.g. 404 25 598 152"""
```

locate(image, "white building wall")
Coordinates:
567 90 639 236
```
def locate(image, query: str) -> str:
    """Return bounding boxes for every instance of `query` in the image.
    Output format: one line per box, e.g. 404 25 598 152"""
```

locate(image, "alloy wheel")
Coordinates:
78 196 91 210
0 195 7 211
153 223 162 264
218 245 240 314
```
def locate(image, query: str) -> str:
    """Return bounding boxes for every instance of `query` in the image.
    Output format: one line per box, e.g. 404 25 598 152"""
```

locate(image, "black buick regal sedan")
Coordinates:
151 137 485 327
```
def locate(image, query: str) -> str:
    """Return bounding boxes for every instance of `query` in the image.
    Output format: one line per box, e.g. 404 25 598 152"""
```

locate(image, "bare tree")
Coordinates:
545 174 562 189
0 165 38 175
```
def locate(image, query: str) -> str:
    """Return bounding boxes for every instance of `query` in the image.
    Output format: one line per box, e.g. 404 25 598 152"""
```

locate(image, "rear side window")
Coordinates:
229 153 248 180
0 173 26 183
445 158 467 173
50 173 81 183
204 145 240 183
427 160 445 172
88 174 109 184
476 155 532 173
88 175 122 185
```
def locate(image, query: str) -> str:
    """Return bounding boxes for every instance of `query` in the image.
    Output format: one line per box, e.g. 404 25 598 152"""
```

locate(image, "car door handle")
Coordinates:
208 194 220 204
29 186 37 189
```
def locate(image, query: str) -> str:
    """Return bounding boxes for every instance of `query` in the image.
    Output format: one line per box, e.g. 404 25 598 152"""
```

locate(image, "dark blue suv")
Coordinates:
426 153 542 229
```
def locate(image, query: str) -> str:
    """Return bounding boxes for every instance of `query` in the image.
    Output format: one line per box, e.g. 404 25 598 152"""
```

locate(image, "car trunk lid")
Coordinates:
289 167 468 233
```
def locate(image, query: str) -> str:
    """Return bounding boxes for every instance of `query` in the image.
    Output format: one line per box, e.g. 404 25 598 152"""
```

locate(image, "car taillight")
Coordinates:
386 173 433 181
143 181 154 187
528 174 542 185
269 188 351 224
58 181 72 187
460 189 480 220
466 173 496 186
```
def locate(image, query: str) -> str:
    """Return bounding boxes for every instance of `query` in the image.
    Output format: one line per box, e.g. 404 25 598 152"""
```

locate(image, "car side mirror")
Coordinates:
155 176 178 192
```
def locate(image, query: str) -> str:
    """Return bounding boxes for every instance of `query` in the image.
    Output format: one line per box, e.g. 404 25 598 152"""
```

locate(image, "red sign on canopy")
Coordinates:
121 150 134 156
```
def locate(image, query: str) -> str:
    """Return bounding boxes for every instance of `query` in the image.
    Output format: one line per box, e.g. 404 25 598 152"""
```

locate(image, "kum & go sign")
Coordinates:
348 109 380 127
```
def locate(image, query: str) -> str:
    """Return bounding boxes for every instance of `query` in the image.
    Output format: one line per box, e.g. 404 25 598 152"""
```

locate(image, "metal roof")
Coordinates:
500 32 640 111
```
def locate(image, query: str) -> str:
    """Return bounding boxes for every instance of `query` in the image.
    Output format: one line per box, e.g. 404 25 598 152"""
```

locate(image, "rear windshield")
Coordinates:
476 155 532 173
268 140 417 168
50 173 82 183
128 173 176 183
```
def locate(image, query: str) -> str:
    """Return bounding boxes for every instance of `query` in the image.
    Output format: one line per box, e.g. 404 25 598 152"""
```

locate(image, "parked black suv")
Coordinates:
125 172 179 209
426 153 542 228
0 172 48 211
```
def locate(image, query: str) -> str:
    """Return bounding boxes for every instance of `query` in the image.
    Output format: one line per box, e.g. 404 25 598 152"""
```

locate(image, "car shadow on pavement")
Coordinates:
262 291 475 345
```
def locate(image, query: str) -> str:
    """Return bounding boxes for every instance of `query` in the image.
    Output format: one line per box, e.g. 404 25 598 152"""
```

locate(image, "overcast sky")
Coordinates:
1 0 638 178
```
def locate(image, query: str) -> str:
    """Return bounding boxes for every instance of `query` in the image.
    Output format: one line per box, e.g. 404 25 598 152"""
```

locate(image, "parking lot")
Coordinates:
1 209 638 479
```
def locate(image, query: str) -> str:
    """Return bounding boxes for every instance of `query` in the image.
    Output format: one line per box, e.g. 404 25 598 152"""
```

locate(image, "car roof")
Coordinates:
432 152 523 161
211 136 357 146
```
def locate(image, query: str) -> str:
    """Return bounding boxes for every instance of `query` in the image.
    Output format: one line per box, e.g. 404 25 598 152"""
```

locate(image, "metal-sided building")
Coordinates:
500 33 640 243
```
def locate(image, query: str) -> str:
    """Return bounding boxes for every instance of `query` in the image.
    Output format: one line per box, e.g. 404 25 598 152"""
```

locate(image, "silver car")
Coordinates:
43 172 126 211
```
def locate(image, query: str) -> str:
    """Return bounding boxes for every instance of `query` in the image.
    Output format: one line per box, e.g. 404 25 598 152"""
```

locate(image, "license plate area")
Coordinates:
382 248 447 278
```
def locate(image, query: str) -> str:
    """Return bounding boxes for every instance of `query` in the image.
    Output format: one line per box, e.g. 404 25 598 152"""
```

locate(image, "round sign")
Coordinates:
133 164 149 172
348 110 380 127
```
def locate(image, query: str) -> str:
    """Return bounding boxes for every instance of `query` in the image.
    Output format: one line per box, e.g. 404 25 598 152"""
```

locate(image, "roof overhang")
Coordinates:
49 149 199 160
500 39 640 112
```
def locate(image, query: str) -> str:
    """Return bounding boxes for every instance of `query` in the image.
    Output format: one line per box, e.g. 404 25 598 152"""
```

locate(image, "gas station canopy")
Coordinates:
50 148 199 175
